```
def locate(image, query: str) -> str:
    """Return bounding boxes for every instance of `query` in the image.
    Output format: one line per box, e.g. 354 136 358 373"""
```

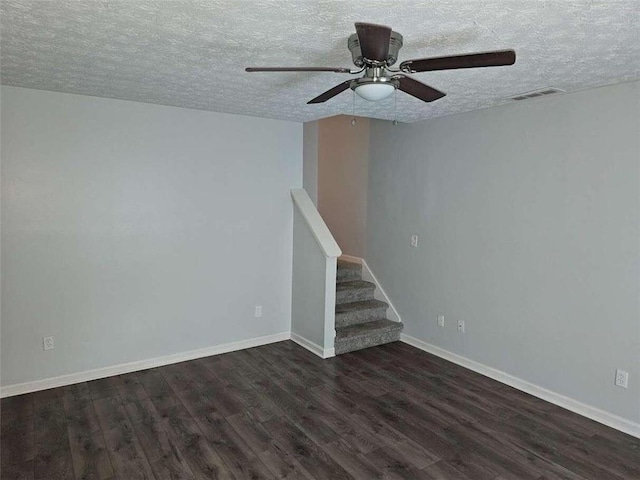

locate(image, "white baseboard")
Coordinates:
359 259 402 324
291 332 335 359
0 332 291 398
401 333 640 439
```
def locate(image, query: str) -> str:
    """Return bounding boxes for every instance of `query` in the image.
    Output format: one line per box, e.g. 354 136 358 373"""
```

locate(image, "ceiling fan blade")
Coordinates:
395 75 446 102
307 80 353 104
245 66 352 73
355 22 392 62
400 49 516 73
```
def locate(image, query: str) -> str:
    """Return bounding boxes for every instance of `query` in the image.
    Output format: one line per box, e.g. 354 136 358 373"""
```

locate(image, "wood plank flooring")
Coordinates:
1 341 638 479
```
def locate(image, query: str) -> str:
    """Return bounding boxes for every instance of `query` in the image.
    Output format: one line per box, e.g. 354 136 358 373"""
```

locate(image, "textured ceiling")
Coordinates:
1 1 639 123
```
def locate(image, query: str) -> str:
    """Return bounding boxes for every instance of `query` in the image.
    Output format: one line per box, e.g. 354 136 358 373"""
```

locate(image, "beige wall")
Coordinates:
317 115 370 258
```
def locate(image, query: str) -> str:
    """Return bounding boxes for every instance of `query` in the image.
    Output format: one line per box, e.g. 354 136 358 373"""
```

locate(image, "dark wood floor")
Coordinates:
1 341 638 480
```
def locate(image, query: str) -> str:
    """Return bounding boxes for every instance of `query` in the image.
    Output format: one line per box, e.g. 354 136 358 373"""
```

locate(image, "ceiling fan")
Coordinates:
246 22 516 104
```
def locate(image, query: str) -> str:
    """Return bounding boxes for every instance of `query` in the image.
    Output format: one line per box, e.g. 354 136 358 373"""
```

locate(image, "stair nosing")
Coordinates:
336 321 403 332
335 320 403 340
337 259 361 267
335 298 388 313
336 280 375 290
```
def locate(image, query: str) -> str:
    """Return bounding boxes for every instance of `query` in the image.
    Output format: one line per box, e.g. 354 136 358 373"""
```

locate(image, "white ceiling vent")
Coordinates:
509 88 565 101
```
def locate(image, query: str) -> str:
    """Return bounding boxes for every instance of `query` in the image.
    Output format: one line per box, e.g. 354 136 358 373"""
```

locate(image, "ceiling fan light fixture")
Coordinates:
246 22 515 106
353 82 396 101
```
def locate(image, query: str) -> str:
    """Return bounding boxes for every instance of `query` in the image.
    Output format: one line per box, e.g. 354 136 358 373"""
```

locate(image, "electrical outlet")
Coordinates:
615 369 629 389
43 336 54 351
410 234 419 248
457 320 465 333
437 314 445 327
254 305 263 318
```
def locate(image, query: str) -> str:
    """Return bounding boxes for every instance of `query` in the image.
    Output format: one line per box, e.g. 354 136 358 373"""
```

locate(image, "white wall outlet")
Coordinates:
457 320 465 333
410 234 419 247
43 336 54 351
615 369 629 388
254 305 263 318
437 314 445 327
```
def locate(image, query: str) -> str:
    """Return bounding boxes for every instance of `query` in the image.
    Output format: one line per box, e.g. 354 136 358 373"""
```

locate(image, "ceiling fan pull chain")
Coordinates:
393 89 398 126
351 90 357 126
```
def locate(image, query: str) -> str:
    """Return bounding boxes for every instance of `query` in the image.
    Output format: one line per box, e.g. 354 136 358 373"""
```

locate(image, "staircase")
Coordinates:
334 259 403 354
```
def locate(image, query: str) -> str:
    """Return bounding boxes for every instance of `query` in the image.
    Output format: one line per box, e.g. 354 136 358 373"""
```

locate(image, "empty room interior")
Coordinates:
1 1 639 479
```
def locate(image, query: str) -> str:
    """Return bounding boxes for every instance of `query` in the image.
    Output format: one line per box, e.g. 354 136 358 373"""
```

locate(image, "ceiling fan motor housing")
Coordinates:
348 31 404 66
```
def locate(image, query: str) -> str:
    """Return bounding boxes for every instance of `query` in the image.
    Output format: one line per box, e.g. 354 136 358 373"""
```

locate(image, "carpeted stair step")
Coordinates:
335 319 403 354
336 280 376 305
333 258 403 354
335 299 389 328
337 260 362 283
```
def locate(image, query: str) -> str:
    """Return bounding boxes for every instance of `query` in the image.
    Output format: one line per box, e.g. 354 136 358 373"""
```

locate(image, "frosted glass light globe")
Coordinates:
354 83 395 101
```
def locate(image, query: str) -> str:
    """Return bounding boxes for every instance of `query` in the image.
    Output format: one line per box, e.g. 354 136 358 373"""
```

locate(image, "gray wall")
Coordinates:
291 207 326 347
366 81 640 423
303 121 319 206
1 86 302 386
318 115 370 258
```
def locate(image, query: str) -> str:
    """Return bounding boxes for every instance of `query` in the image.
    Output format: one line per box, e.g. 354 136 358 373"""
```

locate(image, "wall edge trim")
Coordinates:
291 332 335 359
346 256 402 324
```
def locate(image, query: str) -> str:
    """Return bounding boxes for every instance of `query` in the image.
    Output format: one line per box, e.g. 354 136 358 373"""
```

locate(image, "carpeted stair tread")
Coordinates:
336 319 402 339
334 319 403 354
335 298 388 314
337 260 362 283
336 280 375 291
335 299 389 327
337 259 361 271
335 280 376 304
